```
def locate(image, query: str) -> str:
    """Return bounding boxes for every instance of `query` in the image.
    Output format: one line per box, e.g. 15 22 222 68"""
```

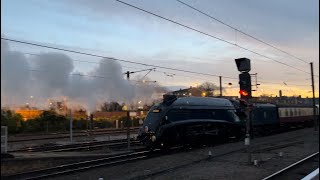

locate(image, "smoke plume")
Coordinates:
1 39 167 111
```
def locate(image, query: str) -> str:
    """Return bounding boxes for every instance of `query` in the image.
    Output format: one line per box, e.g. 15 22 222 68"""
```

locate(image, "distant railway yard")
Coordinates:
1 127 318 180
6 128 140 152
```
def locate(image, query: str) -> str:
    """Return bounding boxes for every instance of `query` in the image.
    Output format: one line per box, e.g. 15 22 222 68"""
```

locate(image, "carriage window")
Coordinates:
278 110 282 117
285 109 288 117
282 109 285 117
264 112 267 119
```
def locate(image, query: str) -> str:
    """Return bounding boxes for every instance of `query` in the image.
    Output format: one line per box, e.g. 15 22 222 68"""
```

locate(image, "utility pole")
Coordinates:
219 76 222 97
310 62 318 131
254 73 258 94
126 71 131 150
70 109 73 143
255 74 258 90
250 73 258 96
250 73 258 139
123 68 155 150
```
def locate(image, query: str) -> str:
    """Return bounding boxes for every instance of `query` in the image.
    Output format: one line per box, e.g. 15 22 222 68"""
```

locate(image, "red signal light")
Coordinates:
239 90 249 96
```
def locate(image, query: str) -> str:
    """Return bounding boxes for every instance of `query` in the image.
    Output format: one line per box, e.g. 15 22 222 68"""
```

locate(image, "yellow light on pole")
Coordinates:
202 92 206 97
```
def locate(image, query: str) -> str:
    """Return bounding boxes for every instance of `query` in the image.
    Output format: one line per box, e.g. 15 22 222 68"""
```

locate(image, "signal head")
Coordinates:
235 58 251 72
239 90 249 97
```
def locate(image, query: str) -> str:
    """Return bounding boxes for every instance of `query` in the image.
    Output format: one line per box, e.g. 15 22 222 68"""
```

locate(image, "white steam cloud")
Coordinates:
1 40 167 111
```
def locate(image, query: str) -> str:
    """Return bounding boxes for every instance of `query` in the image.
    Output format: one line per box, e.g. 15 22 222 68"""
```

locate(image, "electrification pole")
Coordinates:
219 76 222 97
70 109 73 143
250 73 258 139
255 73 258 92
310 62 318 131
123 68 156 150
126 71 131 150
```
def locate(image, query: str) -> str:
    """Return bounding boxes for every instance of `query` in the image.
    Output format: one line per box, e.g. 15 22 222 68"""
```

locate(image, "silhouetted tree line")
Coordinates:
1 109 115 134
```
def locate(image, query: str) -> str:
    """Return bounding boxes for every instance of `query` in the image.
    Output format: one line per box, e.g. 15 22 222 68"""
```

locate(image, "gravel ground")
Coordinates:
44 128 319 180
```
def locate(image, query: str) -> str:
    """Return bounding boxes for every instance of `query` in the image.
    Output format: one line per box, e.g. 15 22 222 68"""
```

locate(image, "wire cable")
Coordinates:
2 37 237 80
175 0 311 64
23 52 234 83
114 0 311 75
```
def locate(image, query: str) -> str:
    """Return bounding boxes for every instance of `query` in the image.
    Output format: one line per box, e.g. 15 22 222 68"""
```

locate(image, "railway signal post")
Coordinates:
70 109 73 143
125 71 131 150
235 57 253 164
310 62 318 131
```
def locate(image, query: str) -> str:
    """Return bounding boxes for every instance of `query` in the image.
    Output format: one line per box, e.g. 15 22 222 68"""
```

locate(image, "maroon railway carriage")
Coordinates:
278 105 318 127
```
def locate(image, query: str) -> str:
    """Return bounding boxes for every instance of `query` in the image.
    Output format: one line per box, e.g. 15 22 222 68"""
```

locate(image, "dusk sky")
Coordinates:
1 0 319 98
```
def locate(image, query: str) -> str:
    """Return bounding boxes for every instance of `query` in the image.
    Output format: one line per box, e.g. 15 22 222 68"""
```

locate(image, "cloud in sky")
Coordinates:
1 0 319 98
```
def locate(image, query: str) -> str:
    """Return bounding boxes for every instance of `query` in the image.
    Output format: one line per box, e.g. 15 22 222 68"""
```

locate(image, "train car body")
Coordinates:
251 103 279 135
278 106 315 127
138 96 245 148
224 102 319 135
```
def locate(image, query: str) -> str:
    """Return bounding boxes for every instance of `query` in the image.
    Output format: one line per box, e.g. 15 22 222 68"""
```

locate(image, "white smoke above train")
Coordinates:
1 39 167 111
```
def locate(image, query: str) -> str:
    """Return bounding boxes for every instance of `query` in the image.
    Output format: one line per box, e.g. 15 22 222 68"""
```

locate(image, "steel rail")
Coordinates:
2 149 157 180
262 151 319 180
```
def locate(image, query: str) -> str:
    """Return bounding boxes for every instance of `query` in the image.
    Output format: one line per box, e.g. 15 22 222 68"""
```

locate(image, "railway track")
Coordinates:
8 138 141 153
262 151 319 180
8 128 140 143
3 129 314 180
130 138 311 180
2 149 158 180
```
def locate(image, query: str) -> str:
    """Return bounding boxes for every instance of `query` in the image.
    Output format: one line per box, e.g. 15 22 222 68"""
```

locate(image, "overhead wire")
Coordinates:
175 0 312 64
21 52 227 85
114 0 312 75
257 80 311 87
23 52 150 71
25 54 313 88
6 40 315 89
2 37 237 80
22 51 235 83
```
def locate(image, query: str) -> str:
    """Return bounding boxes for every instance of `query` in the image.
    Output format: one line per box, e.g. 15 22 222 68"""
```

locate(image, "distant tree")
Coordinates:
1 108 23 134
38 110 68 132
100 102 109 112
110 102 122 111
198 82 220 96
100 102 123 112
21 110 68 133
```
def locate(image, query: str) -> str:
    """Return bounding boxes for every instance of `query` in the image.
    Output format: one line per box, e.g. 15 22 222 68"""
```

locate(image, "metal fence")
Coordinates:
1 126 8 153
